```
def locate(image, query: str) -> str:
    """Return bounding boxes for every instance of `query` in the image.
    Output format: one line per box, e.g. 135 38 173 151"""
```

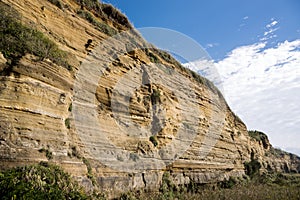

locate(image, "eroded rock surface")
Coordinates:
0 0 299 197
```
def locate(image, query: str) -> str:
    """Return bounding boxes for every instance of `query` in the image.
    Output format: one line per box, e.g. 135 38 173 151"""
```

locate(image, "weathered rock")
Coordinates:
0 0 299 197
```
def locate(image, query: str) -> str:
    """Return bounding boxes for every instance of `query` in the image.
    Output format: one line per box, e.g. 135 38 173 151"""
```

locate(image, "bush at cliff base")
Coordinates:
0 162 90 200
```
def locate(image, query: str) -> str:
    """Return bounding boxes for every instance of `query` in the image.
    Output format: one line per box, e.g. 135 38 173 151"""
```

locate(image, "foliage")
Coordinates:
149 136 158 147
38 148 53 160
157 49 178 66
148 51 160 63
82 157 92 176
150 89 161 104
82 157 97 186
159 172 176 199
248 130 268 142
65 118 71 129
74 0 132 29
77 9 117 36
75 0 101 12
69 146 81 159
218 176 237 189
248 130 269 148
120 192 138 200
0 162 90 200
68 103 73 112
0 3 70 68
101 4 131 28
244 158 261 178
119 173 300 200
47 0 63 9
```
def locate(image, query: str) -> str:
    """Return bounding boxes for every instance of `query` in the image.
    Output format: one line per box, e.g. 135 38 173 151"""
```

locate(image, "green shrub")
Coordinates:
82 157 92 175
65 118 71 129
101 4 131 28
70 146 82 159
244 159 261 178
47 0 63 9
248 130 269 148
218 176 237 189
77 9 117 36
82 157 97 185
0 162 90 200
120 192 137 200
159 172 176 199
151 49 181 67
68 103 73 112
38 148 53 160
75 0 101 12
150 89 161 105
248 130 267 142
148 51 160 63
149 136 158 147
0 3 70 68
74 0 132 29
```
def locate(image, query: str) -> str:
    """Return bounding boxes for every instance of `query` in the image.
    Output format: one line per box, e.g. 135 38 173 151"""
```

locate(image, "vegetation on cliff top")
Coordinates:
77 9 118 36
0 2 70 69
47 0 64 9
248 130 270 149
74 0 132 30
248 130 268 142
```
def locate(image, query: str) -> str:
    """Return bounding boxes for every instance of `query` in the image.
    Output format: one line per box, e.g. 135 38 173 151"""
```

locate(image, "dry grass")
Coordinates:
119 173 300 200
120 183 300 200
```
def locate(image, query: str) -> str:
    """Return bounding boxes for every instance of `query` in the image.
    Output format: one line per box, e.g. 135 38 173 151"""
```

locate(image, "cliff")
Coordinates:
0 0 299 197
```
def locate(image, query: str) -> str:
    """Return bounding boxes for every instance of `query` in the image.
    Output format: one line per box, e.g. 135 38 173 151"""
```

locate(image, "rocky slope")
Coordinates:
0 0 299 197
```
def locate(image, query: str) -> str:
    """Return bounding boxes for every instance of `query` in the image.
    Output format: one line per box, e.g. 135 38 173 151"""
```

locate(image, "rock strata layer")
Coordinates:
0 0 299 197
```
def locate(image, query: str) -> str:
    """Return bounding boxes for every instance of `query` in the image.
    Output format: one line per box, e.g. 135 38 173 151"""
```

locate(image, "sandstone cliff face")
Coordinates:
0 0 299 197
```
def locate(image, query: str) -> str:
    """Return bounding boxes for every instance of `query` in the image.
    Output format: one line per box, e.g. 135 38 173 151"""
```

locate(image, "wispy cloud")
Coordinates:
260 19 279 41
266 20 278 28
238 16 249 31
206 43 219 49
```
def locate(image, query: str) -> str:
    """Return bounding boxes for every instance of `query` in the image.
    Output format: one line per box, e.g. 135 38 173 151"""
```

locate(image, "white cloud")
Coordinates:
183 59 222 86
266 20 278 28
264 27 279 36
238 16 249 31
183 39 300 156
214 39 300 156
260 19 279 41
205 43 219 49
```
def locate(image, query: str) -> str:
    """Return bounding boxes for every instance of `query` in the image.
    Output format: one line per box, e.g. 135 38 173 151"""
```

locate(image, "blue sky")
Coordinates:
104 0 300 60
104 1 300 155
